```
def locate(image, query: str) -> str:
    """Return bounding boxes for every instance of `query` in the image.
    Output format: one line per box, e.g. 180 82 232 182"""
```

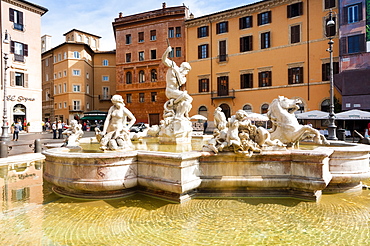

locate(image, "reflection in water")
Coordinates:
0 163 370 245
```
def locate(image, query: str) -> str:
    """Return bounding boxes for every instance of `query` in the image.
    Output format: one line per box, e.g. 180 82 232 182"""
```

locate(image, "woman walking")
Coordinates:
12 122 21 141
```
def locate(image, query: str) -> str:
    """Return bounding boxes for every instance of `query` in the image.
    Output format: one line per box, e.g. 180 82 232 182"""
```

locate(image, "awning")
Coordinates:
80 115 107 121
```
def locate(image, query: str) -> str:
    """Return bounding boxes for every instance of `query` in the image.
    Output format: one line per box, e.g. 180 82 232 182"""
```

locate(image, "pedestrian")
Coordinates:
52 121 57 139
57 120 63 139
203 121 208 134
12 122 21 141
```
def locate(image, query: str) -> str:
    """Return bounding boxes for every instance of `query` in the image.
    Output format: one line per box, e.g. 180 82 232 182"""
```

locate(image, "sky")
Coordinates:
31 0 258 51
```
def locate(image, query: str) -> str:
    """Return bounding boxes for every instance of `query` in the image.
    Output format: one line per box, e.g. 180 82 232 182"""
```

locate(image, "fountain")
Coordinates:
42 47 370 203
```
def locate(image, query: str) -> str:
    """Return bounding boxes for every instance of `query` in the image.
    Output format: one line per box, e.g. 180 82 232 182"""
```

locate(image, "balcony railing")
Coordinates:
14 54 24 62
69 106 84 112
211 89 235 99
99 95 112 101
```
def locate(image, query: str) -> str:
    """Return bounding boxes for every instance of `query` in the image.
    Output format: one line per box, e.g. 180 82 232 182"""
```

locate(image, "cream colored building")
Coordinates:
0 0 47 132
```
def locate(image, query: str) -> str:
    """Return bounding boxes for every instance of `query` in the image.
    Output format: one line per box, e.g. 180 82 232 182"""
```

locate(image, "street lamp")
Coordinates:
326 9 338 141
0 30 11 141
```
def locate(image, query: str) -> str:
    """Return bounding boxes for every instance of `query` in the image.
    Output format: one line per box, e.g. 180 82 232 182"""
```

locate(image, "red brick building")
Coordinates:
112 3 189 125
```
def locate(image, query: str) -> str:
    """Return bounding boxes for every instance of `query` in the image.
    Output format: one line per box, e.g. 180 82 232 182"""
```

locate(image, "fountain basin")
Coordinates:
43 140 370 202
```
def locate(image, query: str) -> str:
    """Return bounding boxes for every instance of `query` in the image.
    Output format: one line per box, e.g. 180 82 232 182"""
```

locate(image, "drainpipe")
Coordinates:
306 0 310 101
208 17 213 106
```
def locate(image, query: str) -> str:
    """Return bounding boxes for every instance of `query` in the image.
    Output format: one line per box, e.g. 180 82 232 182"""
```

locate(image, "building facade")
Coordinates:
335 0 370 111
113 3 189 125
185 0 340 123
41 29 116 124
0 0 47 132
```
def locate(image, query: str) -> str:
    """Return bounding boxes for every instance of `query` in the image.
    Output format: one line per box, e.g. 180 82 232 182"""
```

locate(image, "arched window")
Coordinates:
261 103 269 114
151 69 157 82
243 104 252 112
219 103 231 119
77 35 82 42
321 99 330 112
198 106 208 117
139 70 145 83
126 72 132 84
103 59 109 66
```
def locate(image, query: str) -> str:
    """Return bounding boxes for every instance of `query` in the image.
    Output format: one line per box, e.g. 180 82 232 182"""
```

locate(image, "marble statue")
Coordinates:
96 95 136 150
267 96 329 147
204 109 284 157
62 119 83 147
157 46 193 144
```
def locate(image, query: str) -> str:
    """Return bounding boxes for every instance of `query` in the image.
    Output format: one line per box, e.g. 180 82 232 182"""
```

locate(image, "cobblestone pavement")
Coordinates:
4 130 96 156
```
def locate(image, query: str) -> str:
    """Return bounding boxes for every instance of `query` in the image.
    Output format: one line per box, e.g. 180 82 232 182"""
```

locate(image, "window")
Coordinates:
198 78 209 92
46 74 49 81
197 26 209 38
64 52 67 59
240 36 253 52
324 0 336 9
15 72 24 86
126 53 131 62
139 70 145 83
168 27 174 38
261 104 269 114
54 73 57 79
64 70 67 77
346 3 362 24
287 2 303 18
58 54 61 61
198 106 208 116
138 32 144 42
73 51 80 59
53 56 56 63
321 99 330 112
54 85 57 94
322 62 339 81
85 36 89 44
64 102 67 108
102 87 109 99
169 49 174 58
9 8 24 31
217 76 229 96
216 21 228 34
175 47 181 57
291 25 300 44
63 83 67 92
219 40 227 62
86 84 90 94
59 103 62 109
347 34 366 54
198 44 209 59
261 32 271 49
151 69 157 82
259 71 272 87
72 70 80 76
58 72 62 78
77 35 82 42
151 92 157 102
73 100 81 111
126 72 132 84
58 84 62 93
45 59 49 66
139 93 145 103
126 34 131 44
258 11 271 25
239 16 253 29
73 85 81 92
240 74 253 89
86 102 90 110
103 59 109 66
175 27 181 37
10 41 28 62
150 30 156 41
86 73 89 79
139 51 144 61
126 94 132 103
151 50 156 60
288 67 303 84
102 76 109 81
243 104 252 112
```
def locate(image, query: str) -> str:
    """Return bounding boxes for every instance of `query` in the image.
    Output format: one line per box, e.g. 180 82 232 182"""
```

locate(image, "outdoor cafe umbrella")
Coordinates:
295 110 329 120
334 109 370 120
190 115 207 121
246 112 269 121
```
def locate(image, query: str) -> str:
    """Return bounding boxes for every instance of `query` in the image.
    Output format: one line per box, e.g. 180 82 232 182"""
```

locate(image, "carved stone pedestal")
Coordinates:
158 118 192 144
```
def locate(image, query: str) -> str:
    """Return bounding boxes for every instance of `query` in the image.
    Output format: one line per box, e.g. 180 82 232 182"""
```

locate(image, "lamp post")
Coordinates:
0 31 10 142
326 9 337 141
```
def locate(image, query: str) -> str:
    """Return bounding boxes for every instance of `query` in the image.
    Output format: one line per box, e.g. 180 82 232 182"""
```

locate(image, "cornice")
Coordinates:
186 0 299 27
3 0 48 16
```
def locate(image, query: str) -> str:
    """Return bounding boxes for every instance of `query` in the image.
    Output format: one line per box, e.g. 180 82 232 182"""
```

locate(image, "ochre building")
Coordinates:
185 0 340 122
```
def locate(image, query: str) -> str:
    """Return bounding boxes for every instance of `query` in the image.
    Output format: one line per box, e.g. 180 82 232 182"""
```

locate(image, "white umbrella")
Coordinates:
246 112 269 121
190 115 207 120
295 110 329 120
335 109 370 120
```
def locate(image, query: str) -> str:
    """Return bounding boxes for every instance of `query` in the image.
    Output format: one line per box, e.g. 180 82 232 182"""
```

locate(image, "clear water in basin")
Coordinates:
1 161 370 245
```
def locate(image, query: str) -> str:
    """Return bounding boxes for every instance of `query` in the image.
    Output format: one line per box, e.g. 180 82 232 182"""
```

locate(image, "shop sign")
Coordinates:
6 95 35 102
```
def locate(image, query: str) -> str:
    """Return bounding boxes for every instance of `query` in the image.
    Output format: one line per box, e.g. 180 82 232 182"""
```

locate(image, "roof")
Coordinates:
41 42 94 55
63 29 102 39
18 0 48 15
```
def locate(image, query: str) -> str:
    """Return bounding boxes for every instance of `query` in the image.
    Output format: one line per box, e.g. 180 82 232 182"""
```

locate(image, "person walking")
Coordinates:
57 120 63 139
12 122 21 141
52 121 57 139
203 121 208 134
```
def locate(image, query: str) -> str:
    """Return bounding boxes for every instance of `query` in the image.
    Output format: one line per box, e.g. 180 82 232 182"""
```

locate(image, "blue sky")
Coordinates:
31 0 258 50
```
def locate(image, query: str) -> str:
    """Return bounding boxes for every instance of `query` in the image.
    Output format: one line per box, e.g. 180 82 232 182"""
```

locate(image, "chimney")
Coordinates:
119 12 123 18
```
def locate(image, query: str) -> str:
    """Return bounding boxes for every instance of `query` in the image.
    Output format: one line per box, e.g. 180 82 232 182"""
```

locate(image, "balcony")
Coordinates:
14 54 24 62
211 89 235 99
99 95 112 101
13 23 24 31
69 106 84 112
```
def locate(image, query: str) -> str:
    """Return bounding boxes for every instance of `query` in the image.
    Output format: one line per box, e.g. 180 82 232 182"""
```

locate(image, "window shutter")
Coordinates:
216 23 220 34
18 11 23 25
340 37 347 55
240 74 244 88
225 22 229 32
198 79 201 93
240 37 243 52
258 72 262 86
10 41 15 53
198 45 201 59
268 11 272 23
288 68 292 84
287 5 291 18
322 64 327 81
9 8 14 22
206 26 209 36
197 27 200 38
268 71 272 85
249 36 253 51
257 13 261 26
10 71 15 86
239 18 243 29
359 34 366 52
299 2 303 15
205 44 209 58
343 7 348 25
267 32 271 48
24 74 28 88
250 16 253 27
299 67 304 83
24 44 28 56
358 2 363 21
